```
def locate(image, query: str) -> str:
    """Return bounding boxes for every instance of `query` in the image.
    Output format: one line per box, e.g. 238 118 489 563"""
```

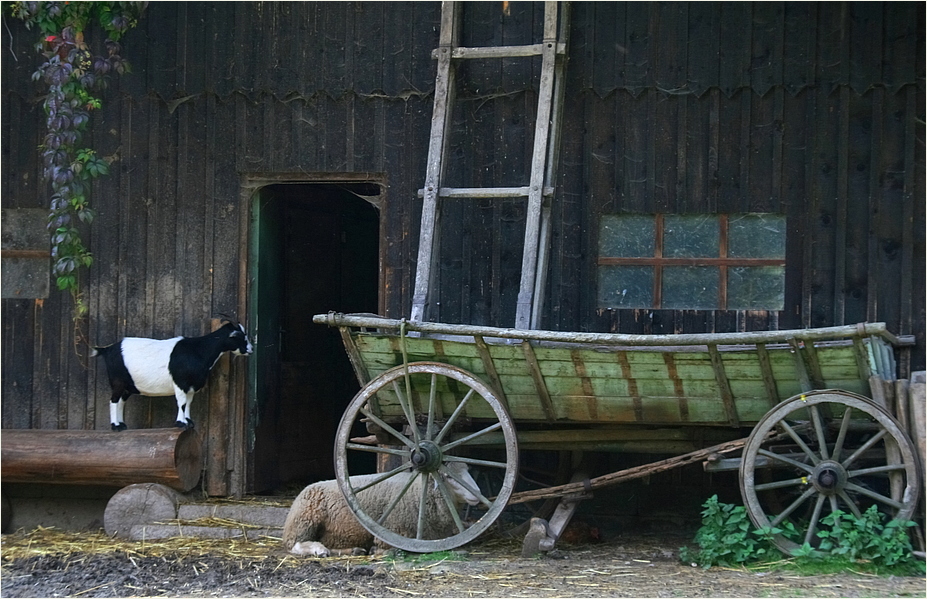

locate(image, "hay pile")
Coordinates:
1 525 291 562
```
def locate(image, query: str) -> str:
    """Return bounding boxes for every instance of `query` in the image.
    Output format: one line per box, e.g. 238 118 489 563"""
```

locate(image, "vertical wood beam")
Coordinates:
788 338 813 392
755 343 780 406
411 1 459 323
521 341 556 422
707 344 739 427
833 86 850 324
474 335 509 413
516 1 561 329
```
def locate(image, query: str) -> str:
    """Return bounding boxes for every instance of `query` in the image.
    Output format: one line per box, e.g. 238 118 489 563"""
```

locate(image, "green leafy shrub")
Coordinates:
679 495 923 574
817 506 919 567
678 495 777 568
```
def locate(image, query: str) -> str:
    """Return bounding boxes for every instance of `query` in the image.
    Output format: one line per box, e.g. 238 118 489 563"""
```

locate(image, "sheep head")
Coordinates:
440 461 480 506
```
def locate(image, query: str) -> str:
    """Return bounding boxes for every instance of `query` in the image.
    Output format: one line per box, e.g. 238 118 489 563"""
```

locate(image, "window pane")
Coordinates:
599 215 654 257
728 213 786 258
598 265 653 308
663 266 719 309
663 215 719 257
728 266 785 310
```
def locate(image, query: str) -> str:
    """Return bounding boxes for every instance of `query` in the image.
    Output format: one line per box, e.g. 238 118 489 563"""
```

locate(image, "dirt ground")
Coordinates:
2 527 924 598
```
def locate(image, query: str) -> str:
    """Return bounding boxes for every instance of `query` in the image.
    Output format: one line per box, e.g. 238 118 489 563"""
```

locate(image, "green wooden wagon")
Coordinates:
313 312 921 555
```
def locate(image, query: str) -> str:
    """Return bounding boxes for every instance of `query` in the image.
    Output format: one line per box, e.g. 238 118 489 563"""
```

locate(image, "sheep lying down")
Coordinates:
283 462 480 557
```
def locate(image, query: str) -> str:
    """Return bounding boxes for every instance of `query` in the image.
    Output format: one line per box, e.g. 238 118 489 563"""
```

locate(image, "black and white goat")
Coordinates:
91 317 253 431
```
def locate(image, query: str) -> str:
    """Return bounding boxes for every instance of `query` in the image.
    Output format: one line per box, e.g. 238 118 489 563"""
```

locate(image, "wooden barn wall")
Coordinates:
2 0 924 447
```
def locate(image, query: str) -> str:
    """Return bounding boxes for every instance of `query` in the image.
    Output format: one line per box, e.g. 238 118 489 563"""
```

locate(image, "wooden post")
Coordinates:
1 428 202 491
205 349 231 496
909 372 925 472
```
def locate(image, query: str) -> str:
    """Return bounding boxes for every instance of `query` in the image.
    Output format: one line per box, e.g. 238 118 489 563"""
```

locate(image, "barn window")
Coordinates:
597 213 786 311
1 208 50 299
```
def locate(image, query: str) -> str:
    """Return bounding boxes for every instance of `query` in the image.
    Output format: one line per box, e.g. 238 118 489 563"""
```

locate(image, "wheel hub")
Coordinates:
810 460 847 495
410 440 443 472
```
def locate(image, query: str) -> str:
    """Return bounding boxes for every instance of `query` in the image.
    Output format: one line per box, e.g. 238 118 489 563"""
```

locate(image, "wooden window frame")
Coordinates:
597 214 786 310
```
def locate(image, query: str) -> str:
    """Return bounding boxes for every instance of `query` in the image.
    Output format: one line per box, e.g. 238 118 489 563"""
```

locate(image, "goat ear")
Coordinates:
215 312 240 327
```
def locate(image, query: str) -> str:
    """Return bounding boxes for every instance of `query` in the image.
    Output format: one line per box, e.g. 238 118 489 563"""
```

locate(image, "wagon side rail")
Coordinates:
313 313 915 349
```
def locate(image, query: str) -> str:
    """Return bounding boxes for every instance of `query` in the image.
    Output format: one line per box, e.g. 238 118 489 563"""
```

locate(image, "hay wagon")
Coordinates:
314 312 921 555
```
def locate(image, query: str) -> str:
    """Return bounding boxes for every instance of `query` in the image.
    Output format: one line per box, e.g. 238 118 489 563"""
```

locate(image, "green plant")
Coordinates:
9 1 145 316
816 506 919 568
680 496 924 575
678 495 777 568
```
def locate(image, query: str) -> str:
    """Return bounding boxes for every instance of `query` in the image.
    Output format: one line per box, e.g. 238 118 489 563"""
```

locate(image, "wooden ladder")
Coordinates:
410 1 570 330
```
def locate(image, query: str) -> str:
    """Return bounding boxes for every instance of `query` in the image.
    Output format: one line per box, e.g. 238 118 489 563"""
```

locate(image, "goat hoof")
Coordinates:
174 420 192 429
111 423 127 432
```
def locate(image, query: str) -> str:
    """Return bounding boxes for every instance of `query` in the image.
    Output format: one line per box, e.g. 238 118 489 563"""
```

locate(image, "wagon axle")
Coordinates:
810 462 845 494
410 441 443 472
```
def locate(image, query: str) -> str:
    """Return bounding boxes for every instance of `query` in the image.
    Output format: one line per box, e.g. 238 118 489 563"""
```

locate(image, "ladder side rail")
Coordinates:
411 1 460 323
515 1 562 330
531 2 571 330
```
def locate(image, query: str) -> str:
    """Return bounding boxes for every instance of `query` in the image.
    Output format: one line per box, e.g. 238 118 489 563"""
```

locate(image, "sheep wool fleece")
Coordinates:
282 472 461 554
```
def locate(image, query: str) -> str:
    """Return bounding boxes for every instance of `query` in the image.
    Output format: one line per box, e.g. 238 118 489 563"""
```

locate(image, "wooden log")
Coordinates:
104 483 185 539
1 428 202 491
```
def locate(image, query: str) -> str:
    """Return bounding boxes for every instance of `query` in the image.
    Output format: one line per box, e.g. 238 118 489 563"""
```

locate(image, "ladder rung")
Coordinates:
432 43 566 60
418 186 555 199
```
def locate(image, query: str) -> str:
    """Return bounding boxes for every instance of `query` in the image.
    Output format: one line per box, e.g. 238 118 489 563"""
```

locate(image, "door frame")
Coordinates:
238 172 386 495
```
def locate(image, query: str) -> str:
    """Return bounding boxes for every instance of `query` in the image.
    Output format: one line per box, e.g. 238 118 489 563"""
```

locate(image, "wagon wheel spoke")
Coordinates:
335 362 518 553
447 455 509 470
416 476 429 539
433 472 468 533
755 477 808 492
848 464 907 477
352 462 414 494
769 486 816 528
391 380 421 445
810 405 829 461
434 389 476 445
840 429 888 470
359 405 415 449
804 494 827 546
757 448 815 474
777 419 820 466
345 443 410 456
836 490 863 518
740 391 920 556
426 373 438 439
376 470 420 526
831 407 853 463
441 421 503 453
442 462 492 508
843 482 905 510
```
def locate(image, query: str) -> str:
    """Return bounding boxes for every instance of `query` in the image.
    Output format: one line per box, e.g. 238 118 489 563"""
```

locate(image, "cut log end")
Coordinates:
104 483 184 539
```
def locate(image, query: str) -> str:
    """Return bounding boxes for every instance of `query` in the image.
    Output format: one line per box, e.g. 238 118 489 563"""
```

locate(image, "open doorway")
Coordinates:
249 182 380 493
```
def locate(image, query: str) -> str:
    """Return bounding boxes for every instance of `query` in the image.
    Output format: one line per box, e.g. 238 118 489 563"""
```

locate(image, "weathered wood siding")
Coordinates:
2 2 923 489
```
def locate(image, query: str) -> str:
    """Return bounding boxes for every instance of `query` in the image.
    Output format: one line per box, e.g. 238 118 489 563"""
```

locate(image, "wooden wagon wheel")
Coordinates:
739 390 920 555
334 362 519 553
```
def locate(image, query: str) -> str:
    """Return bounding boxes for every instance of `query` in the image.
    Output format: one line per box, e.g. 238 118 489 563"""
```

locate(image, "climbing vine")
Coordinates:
9 1 145 316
